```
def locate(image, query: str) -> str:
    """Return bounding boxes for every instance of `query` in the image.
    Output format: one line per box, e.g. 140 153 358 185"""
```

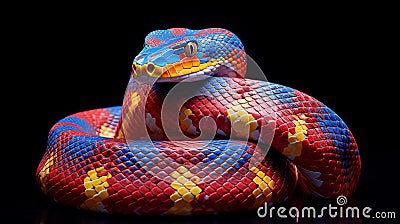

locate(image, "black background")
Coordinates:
4 6 399 223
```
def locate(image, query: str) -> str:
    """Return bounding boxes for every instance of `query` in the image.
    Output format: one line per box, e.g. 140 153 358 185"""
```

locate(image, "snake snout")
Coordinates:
132 62 163 78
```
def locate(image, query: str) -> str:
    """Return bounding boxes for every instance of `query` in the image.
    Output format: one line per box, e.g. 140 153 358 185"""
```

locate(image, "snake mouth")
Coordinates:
155 65 218 83
132 59 223 83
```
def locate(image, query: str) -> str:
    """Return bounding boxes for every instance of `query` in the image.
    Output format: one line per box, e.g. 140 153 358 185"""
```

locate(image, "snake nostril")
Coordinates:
132 63 137 71
147 64 155 73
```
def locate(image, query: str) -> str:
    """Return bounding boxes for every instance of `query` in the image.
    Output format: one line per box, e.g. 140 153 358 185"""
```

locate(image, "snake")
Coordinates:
37 28 361 215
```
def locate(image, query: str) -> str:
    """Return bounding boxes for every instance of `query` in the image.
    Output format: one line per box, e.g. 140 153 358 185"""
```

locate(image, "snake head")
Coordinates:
132 28 246 82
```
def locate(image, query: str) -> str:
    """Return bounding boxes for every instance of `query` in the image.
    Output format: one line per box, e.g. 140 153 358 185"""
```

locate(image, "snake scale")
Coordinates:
37 28 361 215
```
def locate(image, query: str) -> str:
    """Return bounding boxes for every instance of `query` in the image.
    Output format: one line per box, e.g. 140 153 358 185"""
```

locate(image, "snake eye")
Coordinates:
184 41 198 57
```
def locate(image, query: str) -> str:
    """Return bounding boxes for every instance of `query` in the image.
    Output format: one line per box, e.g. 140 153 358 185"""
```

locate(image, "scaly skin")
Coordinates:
37 28 361 215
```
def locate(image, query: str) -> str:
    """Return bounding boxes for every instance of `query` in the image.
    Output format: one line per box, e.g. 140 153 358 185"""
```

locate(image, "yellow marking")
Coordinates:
295 126 303 133
190 186 202 196
257 171 265 179
227 107 257 138
92 179 101 187
263 187 272 196
283 142 302 157
166 166 203 215
241 103 250 108
170 192 180 201
131 91 140 107
184 181 196 189
237 109 248 116
39 152 56 194
118 91 141 138
190 67 200 72
181 68 191 75
183 109 192 116
199 63 208 70
179 107 196 134
192 59 200 67
250 167 274 207
283 114 308 158
238 99 247 104
182 192 194 202
132 62 140 77
240 114 252 123
80 167 112 212
259 181 267 191
171 181 182 190
99 123 115 137
253 188 262 197
183 171 194 178
89 173 98 180
231 105 243 112
171 171 180 179
248 120 257 130
178 187 188 195
288 134 297 143
85 189 96 198
253 176 262 185
250 167 259 173
296 132 305 141
84 182 92 189
177 176 188 184
268 180 275 189
263 175 271 183
95 185 105 192
227 112 238 122
177 166 188 174
100 176 108 182
245 97 253 102
238 109 246 116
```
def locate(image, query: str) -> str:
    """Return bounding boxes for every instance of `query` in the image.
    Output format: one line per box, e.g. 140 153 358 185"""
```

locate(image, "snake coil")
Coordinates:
37 28 361 215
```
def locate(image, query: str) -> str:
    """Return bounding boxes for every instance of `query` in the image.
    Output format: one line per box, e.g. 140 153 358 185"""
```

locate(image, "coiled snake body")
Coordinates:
37 28 361 215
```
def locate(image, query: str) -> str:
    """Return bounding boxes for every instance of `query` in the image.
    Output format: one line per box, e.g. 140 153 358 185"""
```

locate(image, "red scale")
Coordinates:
217 187 228 196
